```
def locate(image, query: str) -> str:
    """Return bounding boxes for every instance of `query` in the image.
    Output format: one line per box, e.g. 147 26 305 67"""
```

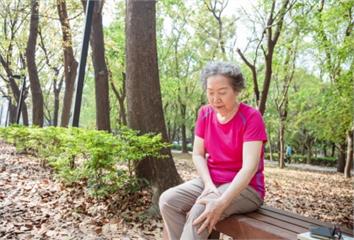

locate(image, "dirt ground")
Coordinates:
0 143 353 239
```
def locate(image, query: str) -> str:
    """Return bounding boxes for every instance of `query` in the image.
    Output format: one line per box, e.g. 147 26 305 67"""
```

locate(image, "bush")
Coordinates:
264 152 337 167
0 125 169 197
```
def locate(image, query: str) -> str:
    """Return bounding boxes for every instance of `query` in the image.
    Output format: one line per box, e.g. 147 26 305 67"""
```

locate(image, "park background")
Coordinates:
0 0 353 239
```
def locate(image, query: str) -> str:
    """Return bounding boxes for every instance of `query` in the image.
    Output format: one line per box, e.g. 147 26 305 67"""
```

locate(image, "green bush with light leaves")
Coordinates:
0 125 169 197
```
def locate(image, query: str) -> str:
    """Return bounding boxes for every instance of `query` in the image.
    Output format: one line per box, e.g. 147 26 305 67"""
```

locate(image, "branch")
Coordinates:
237 48 254 69
272 0 290 44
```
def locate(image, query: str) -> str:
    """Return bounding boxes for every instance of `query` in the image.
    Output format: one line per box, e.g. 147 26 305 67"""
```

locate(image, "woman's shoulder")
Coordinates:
199 104 213 113
197 105 214 121
239 102 262 118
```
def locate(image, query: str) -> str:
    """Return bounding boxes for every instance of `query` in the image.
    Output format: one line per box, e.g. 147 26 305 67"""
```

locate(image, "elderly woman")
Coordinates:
159 61 267 240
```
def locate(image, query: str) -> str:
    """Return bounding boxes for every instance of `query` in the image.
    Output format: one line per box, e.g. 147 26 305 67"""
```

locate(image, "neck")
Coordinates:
217 102 239 122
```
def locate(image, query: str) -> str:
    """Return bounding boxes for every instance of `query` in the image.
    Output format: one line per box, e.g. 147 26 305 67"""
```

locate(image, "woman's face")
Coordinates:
206 74 238 116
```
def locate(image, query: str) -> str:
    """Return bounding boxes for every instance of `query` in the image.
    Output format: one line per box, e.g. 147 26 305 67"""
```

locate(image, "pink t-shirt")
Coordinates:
195 103 267 200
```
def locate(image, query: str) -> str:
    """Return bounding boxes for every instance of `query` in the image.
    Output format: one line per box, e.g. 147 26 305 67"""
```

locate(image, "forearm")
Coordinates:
193 154 214 187
219 168 257 208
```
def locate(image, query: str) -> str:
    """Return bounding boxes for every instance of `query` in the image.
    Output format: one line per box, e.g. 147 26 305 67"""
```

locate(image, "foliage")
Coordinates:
0 0 352 169
265 153 337 167
0 125 169 197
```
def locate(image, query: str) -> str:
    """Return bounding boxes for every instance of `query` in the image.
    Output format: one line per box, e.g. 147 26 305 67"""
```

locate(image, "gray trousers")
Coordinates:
159 178 263 240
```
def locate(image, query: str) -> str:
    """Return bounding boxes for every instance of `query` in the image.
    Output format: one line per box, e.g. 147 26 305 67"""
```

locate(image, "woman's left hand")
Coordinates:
192 196 226 235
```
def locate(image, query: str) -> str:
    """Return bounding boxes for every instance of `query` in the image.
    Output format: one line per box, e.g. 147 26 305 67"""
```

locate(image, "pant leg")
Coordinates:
218 185 263 219
180 185 263 240
159 178 204 240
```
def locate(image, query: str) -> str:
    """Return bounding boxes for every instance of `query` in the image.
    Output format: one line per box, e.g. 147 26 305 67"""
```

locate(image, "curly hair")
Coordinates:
200 61 245 92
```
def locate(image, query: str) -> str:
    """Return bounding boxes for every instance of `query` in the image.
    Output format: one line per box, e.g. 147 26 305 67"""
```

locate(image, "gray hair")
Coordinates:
200 61 245 92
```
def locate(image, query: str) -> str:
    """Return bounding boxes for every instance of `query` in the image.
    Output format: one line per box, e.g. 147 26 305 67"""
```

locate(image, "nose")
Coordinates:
214 96 222 103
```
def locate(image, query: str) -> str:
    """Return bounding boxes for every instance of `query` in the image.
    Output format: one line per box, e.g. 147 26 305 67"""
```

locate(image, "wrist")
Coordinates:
219 195 231 209
204 180 215 188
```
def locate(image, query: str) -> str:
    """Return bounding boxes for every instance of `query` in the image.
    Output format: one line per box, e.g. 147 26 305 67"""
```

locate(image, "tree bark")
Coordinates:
344 128 353 178
337 143 346 173
180 103 188 153
126 0 182 214
279 119 285 168
0 55 29 126
331 142 336 157
306 142 312 165
82 0 111 131
323 143 327 157
26 0 43 127
110 72 127 126
53 75 64 126
57 0 78 127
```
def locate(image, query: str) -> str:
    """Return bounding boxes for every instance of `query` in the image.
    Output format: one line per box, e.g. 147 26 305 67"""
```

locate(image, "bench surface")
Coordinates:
214 205 353 240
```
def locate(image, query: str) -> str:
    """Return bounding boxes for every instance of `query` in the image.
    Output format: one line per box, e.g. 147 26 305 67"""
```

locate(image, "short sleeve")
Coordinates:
243 111 267 142
194 107 206 139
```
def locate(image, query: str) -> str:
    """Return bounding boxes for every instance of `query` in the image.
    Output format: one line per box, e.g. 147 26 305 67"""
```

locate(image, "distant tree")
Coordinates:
26 0 44 126
0 0 30 126
125 0 182 214
38 29 64 126
104 6 127 127
82 0 111 131
310 0 353 174
237 0 295 115
57 0 78 127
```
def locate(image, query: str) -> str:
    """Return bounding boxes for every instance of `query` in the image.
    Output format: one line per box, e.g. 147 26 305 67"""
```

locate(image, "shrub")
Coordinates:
0 125 169 197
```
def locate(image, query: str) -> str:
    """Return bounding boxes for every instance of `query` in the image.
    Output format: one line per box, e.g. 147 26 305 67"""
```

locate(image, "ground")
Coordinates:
0 142 353 239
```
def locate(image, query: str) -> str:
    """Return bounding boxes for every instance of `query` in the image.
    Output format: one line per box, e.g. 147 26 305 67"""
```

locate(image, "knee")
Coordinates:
186 203 205 222
159 188 176 214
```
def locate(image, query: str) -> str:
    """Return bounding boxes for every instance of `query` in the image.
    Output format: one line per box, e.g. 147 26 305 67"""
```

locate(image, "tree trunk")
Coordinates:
9 103 17 124
26 0 43 127
82 0 111 131
306 143 312 165
268 137 273 161
337 143 346 173
323 143 327 157
279 119 285 168
57 0 78 127
181 123 188 153
344 128 353 178
0 55 29 126
126 0 182 214
52 72 64 127
180 103 188 153
331 142 336 157
110 72 127 126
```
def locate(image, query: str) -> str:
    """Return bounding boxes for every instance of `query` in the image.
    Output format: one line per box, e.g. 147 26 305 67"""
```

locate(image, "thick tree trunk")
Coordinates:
126 0 182 214
337 143 346 173
344 128 353 178
57 0 78 127
82 0 111 131
26 0 43 127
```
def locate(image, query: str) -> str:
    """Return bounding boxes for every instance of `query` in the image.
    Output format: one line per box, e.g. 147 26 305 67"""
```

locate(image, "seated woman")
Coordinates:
159 61 267 240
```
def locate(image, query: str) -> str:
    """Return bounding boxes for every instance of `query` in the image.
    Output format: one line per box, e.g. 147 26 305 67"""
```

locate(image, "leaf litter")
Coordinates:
0 142 352 239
